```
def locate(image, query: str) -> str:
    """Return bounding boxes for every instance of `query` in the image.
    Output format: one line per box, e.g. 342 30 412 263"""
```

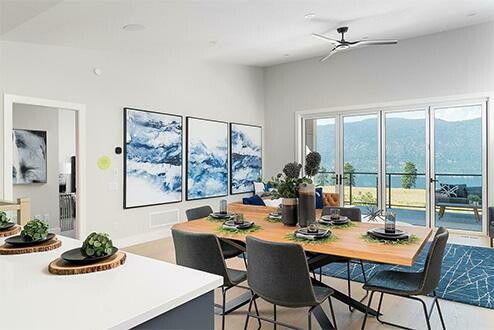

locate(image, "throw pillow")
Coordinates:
315 187 323 209
243 195 266 206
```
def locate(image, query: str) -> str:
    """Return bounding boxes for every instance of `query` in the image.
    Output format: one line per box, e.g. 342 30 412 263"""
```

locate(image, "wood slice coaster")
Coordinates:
48 252 127 275
0 238 62 255
0 225 21 237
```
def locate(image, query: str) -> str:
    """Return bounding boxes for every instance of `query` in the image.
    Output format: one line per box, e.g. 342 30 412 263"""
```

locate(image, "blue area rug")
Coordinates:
320 243 494 309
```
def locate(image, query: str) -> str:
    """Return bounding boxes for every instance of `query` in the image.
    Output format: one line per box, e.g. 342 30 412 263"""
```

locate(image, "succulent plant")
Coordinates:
81 232 114 257
0 211 11 226
21 219 48 241
304 151 321 177
283 162 302 179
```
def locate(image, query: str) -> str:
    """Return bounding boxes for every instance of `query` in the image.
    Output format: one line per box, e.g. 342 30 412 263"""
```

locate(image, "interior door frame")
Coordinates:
428 99 488 235
2 94 87 239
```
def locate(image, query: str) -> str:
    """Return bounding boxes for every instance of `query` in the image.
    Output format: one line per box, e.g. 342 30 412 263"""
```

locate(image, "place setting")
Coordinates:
266 207 283 222
0 211 21 237
49 232 126 275
317 209 355 229
0 219 61 255
286 223 337 244
207 200 236 221
364 212 418 244
217 213 260 235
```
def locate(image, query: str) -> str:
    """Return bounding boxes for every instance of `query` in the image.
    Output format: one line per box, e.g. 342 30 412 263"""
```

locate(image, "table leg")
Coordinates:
214 290 253 315
331 287 380 316
312 305 336 330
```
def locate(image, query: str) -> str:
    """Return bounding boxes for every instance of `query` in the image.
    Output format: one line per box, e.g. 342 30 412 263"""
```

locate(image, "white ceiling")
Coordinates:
1 0 493 67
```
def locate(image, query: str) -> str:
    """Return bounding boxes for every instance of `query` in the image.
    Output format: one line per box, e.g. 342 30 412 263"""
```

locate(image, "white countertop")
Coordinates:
0 235 223 330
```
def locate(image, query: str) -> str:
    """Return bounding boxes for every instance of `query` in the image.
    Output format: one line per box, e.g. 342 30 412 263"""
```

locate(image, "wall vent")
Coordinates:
149 209 179 228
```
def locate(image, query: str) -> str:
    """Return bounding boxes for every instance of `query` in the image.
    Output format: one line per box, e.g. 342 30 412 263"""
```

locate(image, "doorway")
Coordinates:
2 95 86 239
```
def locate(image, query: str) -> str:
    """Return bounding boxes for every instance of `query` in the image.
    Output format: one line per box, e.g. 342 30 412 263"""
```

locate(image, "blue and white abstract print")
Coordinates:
230 124 262 194
125 108 182 208
187 118 228 200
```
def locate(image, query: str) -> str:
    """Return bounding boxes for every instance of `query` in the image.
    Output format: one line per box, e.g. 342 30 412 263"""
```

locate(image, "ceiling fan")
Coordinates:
312 26 398 62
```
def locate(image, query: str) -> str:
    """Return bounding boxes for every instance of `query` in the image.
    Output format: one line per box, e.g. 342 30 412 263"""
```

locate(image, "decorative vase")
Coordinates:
298 183 316 228
281 198 298 226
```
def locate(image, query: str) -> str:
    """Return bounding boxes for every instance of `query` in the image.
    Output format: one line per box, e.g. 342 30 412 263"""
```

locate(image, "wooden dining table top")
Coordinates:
172 204 433 267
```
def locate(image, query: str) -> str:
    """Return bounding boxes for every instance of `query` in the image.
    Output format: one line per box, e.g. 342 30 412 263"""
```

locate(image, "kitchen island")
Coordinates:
0 235 222 329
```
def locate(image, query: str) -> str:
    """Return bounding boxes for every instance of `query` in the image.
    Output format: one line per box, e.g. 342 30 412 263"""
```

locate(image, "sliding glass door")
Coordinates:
431 104 486 232
383 109 427 227
302 98 487 234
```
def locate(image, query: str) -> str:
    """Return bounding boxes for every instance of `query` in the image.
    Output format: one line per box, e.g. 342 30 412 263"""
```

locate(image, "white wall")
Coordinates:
12 103 60 230
58 109 76 192
0 41 264 244
264 22 494 176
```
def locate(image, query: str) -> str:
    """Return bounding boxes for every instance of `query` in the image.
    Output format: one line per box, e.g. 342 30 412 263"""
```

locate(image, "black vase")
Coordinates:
298 183 316 228
281 198 298 226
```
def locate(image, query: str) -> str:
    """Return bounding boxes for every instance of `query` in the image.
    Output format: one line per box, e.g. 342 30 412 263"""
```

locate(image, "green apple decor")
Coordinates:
21 219 49 241
82 232 114 257
0 211 11 226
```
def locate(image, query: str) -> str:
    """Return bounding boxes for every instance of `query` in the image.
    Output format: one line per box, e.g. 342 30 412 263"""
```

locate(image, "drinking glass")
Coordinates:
330 209 340 220
234 213 244 225
384 211 396 233
219 199 228 214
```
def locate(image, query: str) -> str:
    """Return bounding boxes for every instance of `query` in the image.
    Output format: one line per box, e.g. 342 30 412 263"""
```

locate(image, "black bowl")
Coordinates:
368 230 409 241
0 222 15 231
61 247 118 265
297 228 329 237
210 212 234 219
223 220 254 230
370 227 406 237
5 233 56 246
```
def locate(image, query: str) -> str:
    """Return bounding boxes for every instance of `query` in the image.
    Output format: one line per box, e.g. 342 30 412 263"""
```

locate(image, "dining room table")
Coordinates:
172 203 433 330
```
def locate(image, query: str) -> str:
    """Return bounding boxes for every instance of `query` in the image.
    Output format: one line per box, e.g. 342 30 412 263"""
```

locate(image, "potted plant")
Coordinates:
468 194 481 206
268 152 321 227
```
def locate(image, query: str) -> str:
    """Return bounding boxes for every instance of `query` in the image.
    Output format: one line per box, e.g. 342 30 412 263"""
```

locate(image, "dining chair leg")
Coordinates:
420 297 432 330
242 252 248 269
361 291 374 330
359 260 369 302
346 261 353 312
221 287 226 330
328 297 337 329
307 309 312 330
273 304 277 330
252 295 262 329
244 294 254 330
434 290 446 330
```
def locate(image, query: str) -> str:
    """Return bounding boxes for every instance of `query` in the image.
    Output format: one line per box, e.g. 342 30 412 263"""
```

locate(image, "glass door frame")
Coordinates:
429 100 488 235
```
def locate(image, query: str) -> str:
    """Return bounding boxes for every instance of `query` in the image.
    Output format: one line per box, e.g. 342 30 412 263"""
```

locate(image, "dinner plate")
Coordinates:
61 247 118 265
268 213 282 219
296 228 329 237
370 227 406 237
0 222 15 231
223 220 254 230
210 212 234 219
5 233 56 246
367 230 409 241
318 218 349 226
320 215 348 222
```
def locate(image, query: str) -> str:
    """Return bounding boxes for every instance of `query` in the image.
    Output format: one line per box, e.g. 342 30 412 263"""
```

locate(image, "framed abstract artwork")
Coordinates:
12 129 47 184
186 117 228 200
230 123 262 194
124 108 183 209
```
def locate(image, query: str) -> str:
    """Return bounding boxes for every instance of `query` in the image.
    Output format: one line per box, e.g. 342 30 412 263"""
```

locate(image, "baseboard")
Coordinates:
114 225 175 248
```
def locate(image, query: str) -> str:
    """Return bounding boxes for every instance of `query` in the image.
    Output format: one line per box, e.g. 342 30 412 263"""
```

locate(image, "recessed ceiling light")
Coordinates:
362 36 369 40
284 54 290 57
209 40 217 45
467 13 477 17
304 13 316 20
122 24 146 31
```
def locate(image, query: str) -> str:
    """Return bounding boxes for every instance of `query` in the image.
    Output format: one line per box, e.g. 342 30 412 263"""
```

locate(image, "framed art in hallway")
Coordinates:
186 117 228 200
230 123 262 194
12 129 47 184
124 108 183 209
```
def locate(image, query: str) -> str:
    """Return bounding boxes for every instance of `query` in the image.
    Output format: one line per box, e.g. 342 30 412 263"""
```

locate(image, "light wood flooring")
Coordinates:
124 235 494 330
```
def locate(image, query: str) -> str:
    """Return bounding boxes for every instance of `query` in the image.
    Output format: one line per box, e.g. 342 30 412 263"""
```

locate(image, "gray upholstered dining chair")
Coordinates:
308 206 367 311
244 236 337 330
361 227 449 330
185 205 245 260
172 229 259 330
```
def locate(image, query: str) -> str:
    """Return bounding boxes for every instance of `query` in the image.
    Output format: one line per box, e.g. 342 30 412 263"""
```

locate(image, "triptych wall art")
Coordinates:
124 108 183 209
123 108 262 208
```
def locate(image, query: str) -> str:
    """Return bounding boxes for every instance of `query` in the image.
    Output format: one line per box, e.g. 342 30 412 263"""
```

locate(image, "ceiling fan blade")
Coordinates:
319 47 338 62
352 39 398 47
312 33 340 45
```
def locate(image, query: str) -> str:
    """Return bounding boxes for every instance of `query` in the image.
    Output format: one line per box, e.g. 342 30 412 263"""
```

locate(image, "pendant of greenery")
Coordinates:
81 232 114 257
215 224 261 236
317 221 356 230
21 219 48 241
285 232 338 245
361 233 420 245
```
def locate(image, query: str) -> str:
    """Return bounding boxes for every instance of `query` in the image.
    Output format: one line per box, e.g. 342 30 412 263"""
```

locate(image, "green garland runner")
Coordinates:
361 233 420 245
317 220 356 230
285 232 338 245
215 224 262 236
